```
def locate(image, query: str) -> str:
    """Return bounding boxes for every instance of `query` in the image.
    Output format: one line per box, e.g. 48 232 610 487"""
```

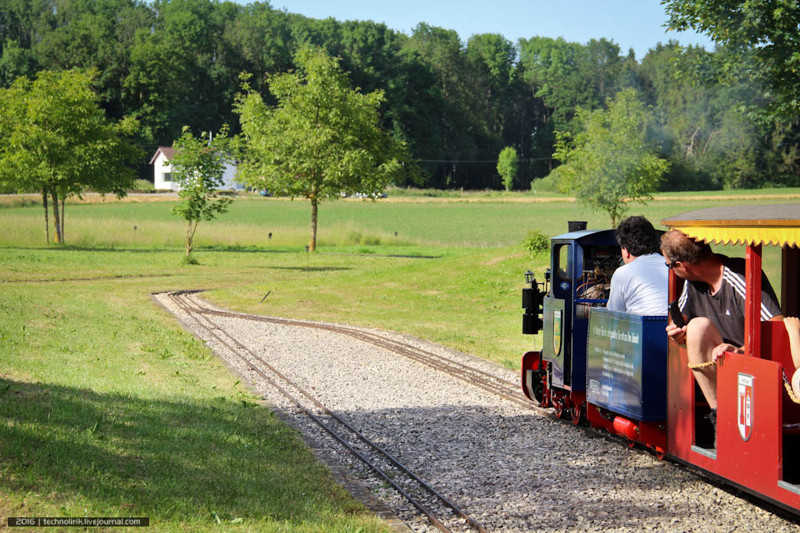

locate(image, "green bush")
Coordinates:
522 230 549 256
530 174 562 193
131 179 154 192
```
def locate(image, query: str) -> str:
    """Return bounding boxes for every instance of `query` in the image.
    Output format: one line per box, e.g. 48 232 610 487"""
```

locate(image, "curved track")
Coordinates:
156 290 800 530
164 290 492 533
174 290 533 409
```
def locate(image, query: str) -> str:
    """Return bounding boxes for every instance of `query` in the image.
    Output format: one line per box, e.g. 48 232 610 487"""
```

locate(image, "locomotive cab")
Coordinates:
522 225 622 422
543 229 621 390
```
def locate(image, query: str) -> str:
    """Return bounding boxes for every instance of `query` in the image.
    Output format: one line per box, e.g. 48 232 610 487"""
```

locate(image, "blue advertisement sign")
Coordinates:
586 308 666 420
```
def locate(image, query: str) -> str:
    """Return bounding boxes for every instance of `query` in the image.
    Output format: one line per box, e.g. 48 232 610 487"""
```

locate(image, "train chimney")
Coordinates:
568 221 587 232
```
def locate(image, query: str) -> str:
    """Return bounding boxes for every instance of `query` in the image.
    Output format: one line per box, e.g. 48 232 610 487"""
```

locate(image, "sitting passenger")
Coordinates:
606 216 668 315
661 229 784 434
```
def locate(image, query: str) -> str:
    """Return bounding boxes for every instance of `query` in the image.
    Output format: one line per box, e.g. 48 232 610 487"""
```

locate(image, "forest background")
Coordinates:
1 0 798 192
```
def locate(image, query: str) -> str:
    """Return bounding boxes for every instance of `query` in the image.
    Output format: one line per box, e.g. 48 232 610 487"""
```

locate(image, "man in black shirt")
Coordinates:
661 230 783 435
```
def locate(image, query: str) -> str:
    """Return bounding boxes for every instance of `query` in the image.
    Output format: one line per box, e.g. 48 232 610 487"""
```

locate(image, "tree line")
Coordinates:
1 0 798 191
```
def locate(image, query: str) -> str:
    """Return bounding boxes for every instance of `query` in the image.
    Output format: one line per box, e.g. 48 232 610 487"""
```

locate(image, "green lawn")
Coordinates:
4 188 799 250
0 262 390 532
0 190 797 530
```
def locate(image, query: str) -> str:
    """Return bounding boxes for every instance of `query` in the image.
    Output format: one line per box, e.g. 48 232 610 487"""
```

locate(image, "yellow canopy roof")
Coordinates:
661 204 800 247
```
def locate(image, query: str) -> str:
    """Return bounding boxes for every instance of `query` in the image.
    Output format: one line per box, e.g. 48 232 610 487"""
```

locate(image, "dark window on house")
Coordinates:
163 173 172 182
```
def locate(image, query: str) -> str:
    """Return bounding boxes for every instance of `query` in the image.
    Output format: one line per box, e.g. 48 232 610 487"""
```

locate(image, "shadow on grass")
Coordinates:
0 246 295 254
267 266 352 272
0 377 362 527
0 246 438 259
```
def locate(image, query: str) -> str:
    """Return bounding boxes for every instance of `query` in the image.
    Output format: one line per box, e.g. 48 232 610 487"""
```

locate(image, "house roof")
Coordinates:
149 146 175 165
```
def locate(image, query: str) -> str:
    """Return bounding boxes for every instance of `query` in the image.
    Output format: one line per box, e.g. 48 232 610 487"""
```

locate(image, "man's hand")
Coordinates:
712 343 742 362
666 323 686 345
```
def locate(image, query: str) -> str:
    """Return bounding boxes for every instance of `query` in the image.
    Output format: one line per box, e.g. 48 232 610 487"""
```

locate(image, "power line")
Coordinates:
416 157 553 163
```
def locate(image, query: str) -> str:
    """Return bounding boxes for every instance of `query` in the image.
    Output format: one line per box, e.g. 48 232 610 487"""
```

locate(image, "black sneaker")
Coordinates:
706 408 717 448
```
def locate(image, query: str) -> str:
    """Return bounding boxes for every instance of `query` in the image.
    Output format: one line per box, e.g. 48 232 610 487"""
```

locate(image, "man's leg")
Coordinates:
686 317 723 409
785 317 800 369
784 317 800 397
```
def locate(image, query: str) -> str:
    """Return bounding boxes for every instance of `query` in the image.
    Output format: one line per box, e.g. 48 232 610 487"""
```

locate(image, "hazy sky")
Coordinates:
268 0 714 60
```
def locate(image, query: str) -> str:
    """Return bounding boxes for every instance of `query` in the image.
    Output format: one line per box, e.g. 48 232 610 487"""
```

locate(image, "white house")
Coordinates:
150 146 242 191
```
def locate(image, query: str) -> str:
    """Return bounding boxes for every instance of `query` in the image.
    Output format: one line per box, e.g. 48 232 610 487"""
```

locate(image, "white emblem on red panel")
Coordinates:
737 373 754 442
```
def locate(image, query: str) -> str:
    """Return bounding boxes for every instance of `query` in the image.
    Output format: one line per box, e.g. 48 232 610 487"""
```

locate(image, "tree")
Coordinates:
518 37 602 133
169 126 234 262
639 42 772 190
664 0 800 118
550 88 669 225
0 68 140 243
235 45 406 252
517 36 619 178
124 0 240 145
466 33 515 139
402 24 486 188
497 147 518 191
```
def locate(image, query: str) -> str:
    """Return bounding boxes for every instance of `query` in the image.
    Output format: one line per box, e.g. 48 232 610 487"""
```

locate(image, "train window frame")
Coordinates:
555 244 571 281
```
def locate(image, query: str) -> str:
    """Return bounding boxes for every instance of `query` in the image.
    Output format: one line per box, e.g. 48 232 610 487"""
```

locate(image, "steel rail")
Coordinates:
166 290 488 533
178 292 533 411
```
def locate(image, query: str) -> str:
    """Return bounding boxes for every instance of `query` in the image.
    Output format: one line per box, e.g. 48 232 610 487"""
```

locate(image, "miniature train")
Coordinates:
520 206 800 515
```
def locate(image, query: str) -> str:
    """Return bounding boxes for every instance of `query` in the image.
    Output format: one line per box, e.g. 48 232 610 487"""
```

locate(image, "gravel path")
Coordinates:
156 293 800 532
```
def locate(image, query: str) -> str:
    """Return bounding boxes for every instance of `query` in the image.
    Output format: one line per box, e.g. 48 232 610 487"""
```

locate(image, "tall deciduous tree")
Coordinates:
0 68 140 243
550 88 669 225
664 0 800 118
169 126 233 262
235 45 406 252
497 147 518 191
402 24 484 188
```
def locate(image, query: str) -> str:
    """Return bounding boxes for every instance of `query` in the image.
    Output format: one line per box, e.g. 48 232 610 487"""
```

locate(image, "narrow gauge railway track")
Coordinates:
165 290 488 533
157 291 800 530
173 290 534 412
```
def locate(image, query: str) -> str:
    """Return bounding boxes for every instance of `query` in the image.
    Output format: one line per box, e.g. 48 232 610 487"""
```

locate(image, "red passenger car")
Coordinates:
662 204 800 514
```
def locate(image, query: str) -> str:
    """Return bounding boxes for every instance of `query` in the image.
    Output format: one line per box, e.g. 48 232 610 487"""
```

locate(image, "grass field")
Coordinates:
1 189 798 530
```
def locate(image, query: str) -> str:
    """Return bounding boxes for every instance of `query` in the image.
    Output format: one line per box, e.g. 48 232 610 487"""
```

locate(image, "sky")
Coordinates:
268 0 715 60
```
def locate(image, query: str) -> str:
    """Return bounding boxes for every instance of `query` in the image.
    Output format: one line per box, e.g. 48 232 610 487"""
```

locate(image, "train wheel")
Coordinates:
553 401 564 419
540 390 551 408
571 402 585 426
627 439 636 449
553 395 567 419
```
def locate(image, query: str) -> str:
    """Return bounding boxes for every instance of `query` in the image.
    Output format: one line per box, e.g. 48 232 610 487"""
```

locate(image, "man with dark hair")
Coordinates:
661 229 783 437
607 216 668 315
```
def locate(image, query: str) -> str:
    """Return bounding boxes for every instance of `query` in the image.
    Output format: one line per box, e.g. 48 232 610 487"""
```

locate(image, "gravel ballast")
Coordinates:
156 293 800 532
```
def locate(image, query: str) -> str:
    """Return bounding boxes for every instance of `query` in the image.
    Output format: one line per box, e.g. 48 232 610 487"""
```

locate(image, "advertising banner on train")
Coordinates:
586 308 667 420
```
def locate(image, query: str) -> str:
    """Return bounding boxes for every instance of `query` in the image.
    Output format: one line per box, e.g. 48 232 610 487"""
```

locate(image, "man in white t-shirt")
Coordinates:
607 216 668 316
